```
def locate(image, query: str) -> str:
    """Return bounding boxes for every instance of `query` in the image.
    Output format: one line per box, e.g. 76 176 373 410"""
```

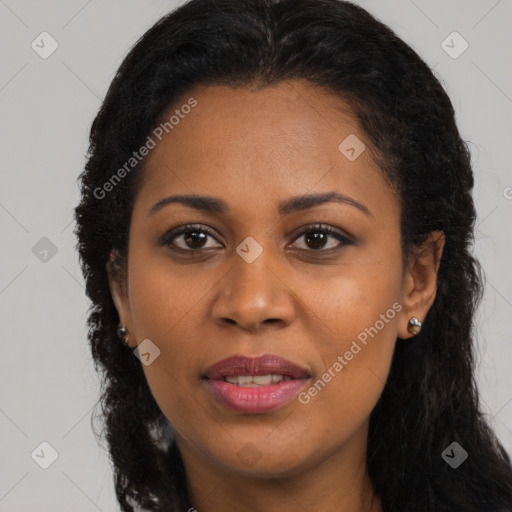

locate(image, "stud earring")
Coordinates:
117 324 130 346
407 317 422 336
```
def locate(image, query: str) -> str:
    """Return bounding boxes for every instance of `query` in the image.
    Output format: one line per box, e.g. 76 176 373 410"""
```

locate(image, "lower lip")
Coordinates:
205 378 310 413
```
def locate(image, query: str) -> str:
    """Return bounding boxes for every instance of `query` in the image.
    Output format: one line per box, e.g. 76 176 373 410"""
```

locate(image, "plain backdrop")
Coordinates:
0 1 511 510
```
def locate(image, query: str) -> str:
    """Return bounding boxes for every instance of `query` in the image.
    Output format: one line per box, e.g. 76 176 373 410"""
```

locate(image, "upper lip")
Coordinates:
203 354 311 380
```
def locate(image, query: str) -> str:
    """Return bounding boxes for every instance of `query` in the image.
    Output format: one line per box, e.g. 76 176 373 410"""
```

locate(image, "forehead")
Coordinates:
132 80 398 223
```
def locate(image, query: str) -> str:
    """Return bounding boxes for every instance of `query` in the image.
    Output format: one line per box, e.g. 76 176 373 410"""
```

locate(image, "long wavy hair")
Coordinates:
73 0 512 510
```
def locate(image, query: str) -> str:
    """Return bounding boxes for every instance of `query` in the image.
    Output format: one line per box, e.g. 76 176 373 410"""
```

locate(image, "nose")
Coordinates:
211 249 296 333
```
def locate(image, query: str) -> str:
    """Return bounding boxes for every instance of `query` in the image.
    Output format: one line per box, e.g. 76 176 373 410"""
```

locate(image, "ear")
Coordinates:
397 230 445 340
106 249 134 348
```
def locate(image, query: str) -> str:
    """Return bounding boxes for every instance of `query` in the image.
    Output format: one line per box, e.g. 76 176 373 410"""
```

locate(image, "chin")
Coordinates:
210 445 314 479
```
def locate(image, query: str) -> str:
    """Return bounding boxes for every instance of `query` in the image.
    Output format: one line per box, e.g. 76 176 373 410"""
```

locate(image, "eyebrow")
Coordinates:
148 191 372 218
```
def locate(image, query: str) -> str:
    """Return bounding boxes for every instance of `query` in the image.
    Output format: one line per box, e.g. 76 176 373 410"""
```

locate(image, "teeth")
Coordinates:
253 375 273 385
224 374 292 386
235 375 254 385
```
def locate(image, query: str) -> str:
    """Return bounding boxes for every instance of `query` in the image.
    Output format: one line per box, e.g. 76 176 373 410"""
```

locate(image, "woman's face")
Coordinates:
108 80 442 483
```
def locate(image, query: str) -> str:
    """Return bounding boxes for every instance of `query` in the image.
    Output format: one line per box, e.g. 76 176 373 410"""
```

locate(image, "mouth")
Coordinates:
219 374 295 386
202 353 311 382
202 354 311 413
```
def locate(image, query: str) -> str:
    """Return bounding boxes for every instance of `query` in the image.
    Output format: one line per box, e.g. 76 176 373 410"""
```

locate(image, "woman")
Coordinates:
73 0 512 510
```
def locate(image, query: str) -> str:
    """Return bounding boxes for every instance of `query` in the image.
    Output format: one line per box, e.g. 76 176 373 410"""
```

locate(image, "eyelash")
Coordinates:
160 223 354 254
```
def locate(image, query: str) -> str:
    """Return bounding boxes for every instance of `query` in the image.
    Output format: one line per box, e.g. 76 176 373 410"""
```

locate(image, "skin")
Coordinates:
107 79 445 512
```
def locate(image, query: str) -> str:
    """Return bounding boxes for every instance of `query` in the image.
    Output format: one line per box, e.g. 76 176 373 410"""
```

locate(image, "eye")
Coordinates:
159 224 222 251
160 223 354 253
289 223 353 252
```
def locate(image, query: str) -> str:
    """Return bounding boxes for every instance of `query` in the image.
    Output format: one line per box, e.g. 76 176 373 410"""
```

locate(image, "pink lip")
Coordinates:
205 378 310 413
203 354 310 379
203 354 311 414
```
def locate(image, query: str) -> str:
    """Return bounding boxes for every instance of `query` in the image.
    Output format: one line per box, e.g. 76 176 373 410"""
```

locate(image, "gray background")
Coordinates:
0 1 511 510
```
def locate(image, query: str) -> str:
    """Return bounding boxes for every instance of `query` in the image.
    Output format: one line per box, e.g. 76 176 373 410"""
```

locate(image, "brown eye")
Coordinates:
160 224 222 251
290 224 354 252
159 223 353 254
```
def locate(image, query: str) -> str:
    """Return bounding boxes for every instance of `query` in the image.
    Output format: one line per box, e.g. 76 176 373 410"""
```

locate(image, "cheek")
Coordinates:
297 310 397 439
298 264 401 424
128 251 206 337
125 255 209 409
126 262 204 430
309 254 402 344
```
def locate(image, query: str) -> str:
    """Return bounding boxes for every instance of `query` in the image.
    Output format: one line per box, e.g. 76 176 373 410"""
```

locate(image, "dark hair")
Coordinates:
73 0 512 510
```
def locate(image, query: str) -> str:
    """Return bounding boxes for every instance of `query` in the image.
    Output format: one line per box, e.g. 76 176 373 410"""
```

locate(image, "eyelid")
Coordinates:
288 223 353 243
159 223 222 248
287 223 354 252
160 222 354 253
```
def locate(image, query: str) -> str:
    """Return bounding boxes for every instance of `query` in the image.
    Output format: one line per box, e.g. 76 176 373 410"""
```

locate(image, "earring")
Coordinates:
117 324 130 347
407 317 422 336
